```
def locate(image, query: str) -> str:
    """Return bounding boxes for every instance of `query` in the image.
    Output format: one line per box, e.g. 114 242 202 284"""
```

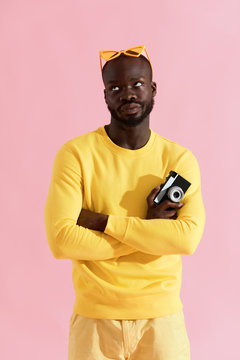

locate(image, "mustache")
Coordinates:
118 101 143 111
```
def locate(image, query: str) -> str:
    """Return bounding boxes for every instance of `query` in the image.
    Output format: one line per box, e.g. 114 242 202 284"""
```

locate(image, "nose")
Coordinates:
120 86 137 102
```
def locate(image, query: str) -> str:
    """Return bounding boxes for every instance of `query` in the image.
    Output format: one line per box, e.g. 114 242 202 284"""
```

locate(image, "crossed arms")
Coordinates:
44 144 205 261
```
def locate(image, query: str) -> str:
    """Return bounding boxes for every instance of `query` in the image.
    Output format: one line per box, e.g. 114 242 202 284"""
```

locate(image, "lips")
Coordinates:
120 103 141 114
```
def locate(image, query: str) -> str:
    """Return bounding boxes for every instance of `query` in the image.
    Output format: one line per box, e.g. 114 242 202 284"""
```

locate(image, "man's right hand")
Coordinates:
146 186 184 220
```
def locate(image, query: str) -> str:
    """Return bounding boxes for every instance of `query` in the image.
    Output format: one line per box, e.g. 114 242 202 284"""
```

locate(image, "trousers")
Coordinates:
68 309 190 360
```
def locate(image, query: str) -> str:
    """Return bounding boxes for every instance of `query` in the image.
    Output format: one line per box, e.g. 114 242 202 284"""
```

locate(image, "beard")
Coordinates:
107 97 154 127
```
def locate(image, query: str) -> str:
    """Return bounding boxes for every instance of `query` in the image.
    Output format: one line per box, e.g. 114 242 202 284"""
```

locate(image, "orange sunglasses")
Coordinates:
99 45 152 73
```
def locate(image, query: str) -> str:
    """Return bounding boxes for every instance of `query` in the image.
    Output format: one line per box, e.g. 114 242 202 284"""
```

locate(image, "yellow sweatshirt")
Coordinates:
44 126 205 319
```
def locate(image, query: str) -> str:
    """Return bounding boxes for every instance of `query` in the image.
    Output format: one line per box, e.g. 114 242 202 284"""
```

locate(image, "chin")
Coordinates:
122 117 146 127
112 113 145 127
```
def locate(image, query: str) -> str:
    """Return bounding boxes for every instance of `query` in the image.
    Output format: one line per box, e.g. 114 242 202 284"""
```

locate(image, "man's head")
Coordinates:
102 54 157 127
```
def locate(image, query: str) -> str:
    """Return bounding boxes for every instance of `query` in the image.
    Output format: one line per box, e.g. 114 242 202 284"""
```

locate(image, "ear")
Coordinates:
151 81 157 97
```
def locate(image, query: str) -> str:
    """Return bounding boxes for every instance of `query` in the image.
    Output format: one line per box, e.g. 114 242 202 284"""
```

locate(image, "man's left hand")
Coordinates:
77 209 108 232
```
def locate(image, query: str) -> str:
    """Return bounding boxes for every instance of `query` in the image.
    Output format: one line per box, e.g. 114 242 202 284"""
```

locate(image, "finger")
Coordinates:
159 200 183 211
147 186 160 206
164 209 177 218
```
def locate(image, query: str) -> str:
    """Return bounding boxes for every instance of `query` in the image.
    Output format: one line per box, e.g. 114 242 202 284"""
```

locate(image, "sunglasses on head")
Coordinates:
99 45 152 73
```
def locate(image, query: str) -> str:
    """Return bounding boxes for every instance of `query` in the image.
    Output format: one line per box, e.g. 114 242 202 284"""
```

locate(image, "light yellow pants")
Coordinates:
68 310 190 360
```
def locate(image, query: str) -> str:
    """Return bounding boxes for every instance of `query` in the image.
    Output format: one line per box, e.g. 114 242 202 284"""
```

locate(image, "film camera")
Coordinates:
153 171 191 206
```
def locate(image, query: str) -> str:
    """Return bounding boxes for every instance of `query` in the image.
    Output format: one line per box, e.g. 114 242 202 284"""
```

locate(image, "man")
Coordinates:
44 45 205 360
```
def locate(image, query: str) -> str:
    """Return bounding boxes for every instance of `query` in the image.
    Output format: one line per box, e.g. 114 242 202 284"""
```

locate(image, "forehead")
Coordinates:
102 56 151 85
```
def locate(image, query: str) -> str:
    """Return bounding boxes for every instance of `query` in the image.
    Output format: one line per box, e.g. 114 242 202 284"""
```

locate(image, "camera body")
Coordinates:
153 171 191 205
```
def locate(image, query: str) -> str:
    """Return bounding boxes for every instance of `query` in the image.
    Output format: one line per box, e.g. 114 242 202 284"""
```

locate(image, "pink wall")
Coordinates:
1 0 239 358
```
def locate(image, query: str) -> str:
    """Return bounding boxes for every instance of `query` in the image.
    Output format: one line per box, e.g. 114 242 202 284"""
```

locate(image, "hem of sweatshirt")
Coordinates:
73 292 183 320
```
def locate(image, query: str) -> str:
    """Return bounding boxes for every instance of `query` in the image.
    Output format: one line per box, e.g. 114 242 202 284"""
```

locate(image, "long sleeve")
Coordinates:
44 144 136 261
105 151 205 256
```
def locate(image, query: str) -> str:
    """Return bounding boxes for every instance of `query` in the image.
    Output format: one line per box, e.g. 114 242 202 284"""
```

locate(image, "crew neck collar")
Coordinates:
97 126 156 157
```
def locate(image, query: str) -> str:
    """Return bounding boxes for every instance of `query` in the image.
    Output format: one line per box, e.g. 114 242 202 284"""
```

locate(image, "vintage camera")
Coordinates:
153 171 191 205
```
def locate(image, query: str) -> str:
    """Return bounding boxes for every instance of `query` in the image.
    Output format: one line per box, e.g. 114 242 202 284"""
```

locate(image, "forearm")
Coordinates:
104 208 205 256
79 179 205 256
76 204 205 256
77 192 205 256
44 212 137 261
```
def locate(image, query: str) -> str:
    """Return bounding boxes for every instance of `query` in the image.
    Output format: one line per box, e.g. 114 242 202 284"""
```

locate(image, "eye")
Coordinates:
134 81 143 87
111 85 120 91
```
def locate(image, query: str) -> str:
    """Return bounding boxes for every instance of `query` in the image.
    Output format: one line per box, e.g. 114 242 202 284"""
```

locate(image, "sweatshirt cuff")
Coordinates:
104 214 129 241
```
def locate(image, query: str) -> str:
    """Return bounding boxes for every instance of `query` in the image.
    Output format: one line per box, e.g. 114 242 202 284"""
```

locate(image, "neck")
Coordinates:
105 117 151 150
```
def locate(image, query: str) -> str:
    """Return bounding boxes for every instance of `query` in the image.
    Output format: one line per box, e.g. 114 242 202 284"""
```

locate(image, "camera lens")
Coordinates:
167 186 184 202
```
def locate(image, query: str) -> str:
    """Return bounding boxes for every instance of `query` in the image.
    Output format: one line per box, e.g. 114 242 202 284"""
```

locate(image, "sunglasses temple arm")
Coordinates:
99 54 102 71
144 48 153 75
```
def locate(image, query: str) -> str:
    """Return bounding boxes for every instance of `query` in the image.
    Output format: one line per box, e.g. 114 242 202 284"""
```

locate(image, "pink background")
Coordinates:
1 0 239 359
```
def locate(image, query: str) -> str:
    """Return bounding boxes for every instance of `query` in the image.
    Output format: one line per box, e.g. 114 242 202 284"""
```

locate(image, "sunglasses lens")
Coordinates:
101 51 119 61
125 46 145 57
109 53 118 59
125 50 139 56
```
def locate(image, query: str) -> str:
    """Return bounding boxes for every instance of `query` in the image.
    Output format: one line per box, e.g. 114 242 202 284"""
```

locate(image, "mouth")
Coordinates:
119 103 142 114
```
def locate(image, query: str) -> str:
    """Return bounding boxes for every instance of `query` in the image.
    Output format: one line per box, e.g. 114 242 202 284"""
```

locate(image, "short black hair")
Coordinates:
102 53 152 81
